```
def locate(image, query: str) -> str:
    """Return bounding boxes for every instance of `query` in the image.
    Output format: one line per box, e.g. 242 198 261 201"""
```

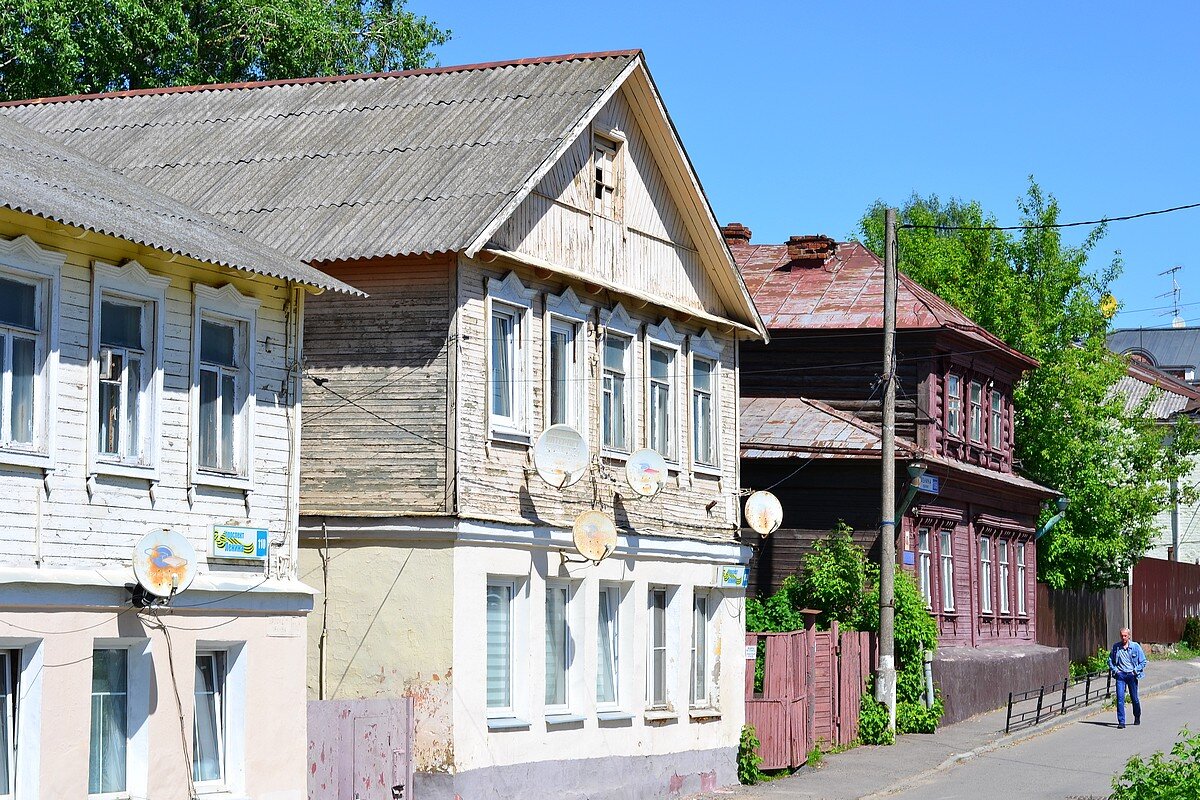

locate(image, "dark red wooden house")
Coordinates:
727 225 1066 722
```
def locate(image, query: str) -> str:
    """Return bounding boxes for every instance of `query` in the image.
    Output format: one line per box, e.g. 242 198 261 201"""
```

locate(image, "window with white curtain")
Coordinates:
1017 542 1028 615
544 583 570 709
980 536 993 614
969 381 983 442
547 317 582 429
597 586 620 707
690 594 711 707
990 389 1003 449
0 651 17 798
648 345 676 460
193 652 226 785
198 317 245 474
692 356 716 467
939 531 955 611
647 589 668 708
485 274 535 440
917 529 932 608
89 648 128 796
97 298 151 463
486 581 515 713
946 375 962 437
998 541 1011 614
490 304 519 426
602 333 631 452
0 274 39 452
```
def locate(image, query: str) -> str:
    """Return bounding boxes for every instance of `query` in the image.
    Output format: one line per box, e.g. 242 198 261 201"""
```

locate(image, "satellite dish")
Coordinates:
572 510 618 562
533 425 590 488
625 448 669 497
132 528 198 598
744 491 783 536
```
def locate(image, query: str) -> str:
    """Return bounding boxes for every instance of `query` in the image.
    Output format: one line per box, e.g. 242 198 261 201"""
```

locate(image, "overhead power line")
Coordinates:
900 201 1200 232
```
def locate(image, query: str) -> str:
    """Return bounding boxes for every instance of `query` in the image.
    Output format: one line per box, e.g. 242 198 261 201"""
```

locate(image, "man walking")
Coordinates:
1108 628 1147 729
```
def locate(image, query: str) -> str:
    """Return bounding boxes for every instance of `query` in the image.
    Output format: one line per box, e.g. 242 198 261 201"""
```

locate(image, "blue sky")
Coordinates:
430 2 1199 330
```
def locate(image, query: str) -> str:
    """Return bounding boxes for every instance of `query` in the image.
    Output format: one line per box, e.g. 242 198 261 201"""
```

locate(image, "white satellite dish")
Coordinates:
532 425 590 488
744 491 784 536
625 448 669 497
132 528 198 598
572 510 618 563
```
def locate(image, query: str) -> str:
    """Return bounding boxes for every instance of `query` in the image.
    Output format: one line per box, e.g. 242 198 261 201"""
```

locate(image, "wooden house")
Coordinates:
0 114 354 798
5 52 768 798
726 226 1065 723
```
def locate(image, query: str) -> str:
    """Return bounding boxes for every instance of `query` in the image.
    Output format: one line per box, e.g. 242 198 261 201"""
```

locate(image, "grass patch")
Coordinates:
1148 642 1199 661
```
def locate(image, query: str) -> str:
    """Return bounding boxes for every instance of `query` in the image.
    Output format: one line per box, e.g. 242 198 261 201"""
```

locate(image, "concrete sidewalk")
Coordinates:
699 658 1200 800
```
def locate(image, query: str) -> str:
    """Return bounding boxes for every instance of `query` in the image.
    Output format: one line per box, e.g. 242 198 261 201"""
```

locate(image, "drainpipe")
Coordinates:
896 460 928 520
1035 497 1070 540
1171 477 1180 561
923 650 935 708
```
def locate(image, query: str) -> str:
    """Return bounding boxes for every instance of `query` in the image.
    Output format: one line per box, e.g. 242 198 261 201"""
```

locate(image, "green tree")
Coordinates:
861 181 1199 589
790 521 875 630
0 0 450 101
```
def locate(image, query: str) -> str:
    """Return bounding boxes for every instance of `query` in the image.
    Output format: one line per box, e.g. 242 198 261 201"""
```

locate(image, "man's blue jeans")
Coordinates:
1115 672 1141 725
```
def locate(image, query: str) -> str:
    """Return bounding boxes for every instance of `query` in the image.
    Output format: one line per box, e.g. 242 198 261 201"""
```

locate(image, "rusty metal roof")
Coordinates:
0 52 638 263
741 395 1054 495
1112 360 1200 420
732 239 1036 367
0 114 358 294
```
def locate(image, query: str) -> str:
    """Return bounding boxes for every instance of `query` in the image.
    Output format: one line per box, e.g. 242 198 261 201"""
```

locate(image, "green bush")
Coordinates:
1069 646 1110 679
1110 727 1200 799
858 689 894 745
790 521 876 630
1183 617 1200 651
737 724 767 785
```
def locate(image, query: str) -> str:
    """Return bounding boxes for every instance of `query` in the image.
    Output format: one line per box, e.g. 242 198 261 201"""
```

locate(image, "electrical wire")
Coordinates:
143 606 199 800
899 201 1200 232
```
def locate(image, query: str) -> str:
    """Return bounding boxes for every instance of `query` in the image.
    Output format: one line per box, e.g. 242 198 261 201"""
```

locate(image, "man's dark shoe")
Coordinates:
1135 718 1141 725
1118 723 1126 729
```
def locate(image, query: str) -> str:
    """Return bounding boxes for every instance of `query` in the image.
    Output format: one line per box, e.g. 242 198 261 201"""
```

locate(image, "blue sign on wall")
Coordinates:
918 474 940 494
211 526 269 560
718 565 750 588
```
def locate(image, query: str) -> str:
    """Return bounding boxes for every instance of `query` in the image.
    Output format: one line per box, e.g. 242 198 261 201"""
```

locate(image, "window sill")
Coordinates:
688 707 721 720
0 449 52 470
487 716 530 731
192 470 252 491
692 464 722 479
489 427 532 446
545 713 586 726
597 710 635 722
643 709 678 724
600 448 631 463
90 461 158 481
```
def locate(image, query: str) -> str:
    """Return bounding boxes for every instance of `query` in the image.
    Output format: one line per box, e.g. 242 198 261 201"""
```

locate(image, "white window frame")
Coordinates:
917 528 932 609
0 650 16 799
939 530 955 612
191 283 258 490
979 535 993 614
192 651 226 788
990 388 1004 450
998 539 1011 614
485 273 536 443
0 236 62 470
646 586 678 712
968 381 983 443
690 591 715 709
689 330 723 474
543 288 590 436
592 129 623 219
90 261 169 479
1017 542 1028 616
486 577 528 724
600 304 640 458
596 584 624 711
946 374 962 439
193 642 245 796
645 319 684 465
0 640 43 800
543 581 573 714
88 640 151 800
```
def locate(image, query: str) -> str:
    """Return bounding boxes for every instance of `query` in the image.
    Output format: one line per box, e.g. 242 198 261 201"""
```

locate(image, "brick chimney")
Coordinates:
785 235 837 267
721 222 752 246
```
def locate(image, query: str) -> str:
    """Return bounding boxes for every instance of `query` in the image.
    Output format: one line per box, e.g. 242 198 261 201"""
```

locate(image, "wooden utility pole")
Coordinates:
876 207 898 732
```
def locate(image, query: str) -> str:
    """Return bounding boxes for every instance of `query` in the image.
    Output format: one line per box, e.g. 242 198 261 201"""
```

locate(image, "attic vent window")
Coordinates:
593 133 621 219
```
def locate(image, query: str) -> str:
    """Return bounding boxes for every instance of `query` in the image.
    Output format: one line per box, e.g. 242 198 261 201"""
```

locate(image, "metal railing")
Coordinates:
1005 670 1112 734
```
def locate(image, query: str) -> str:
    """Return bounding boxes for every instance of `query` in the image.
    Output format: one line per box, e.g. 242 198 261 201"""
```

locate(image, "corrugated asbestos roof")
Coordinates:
0 114 358 294
0 53 638 263
732 240 1036 367
741 395 1054 495
1111 360 1200 420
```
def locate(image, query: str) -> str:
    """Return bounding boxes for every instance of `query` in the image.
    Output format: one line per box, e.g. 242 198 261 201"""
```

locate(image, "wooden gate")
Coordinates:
745 624 874 769
308 698 415 800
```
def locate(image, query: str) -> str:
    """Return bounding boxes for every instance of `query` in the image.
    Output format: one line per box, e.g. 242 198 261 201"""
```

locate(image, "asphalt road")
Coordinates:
877 680 1200 800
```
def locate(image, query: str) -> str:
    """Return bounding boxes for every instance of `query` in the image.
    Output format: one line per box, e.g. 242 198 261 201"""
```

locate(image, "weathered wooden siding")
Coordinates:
300 255 454 516
491 87 725 320
455 256 739 539
0 211 297 571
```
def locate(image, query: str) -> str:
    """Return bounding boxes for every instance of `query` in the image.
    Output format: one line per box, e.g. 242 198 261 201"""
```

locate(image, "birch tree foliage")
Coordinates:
0 0 450 101
861 181 1198 590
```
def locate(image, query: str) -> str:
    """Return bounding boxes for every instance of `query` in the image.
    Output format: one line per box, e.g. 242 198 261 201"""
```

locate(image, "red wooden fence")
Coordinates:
1133 557 1200 644
745 624 874 769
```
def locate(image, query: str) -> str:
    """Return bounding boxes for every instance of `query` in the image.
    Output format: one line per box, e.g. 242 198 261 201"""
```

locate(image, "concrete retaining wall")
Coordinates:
933 645 1068 725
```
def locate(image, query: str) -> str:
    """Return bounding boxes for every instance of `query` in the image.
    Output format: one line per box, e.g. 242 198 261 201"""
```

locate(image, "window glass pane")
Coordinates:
199 369 219 468
193 655 222 782
549 327 571 426
9 336 35 444
692 358 713 393
126 356 142 459
691 596 708 704
200 320 237 367
597 589 617 704
650 347 670 382
0 277 36 330
603 335 628 450
544 585 568 706
603 336 626 372
486 584 512 709
0 652 12 795
89 649 128 794
650 590 667 705
100 300 142 350
490 312 513 419
220 374 236 471
98 351 124 455
693 392 713 464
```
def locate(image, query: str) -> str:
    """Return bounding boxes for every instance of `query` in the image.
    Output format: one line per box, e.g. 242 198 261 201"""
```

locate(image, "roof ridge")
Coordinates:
0 49 642 108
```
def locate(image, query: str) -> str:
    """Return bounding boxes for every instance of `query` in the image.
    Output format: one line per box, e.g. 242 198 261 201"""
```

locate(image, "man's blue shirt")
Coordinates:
1109 641 1147 678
